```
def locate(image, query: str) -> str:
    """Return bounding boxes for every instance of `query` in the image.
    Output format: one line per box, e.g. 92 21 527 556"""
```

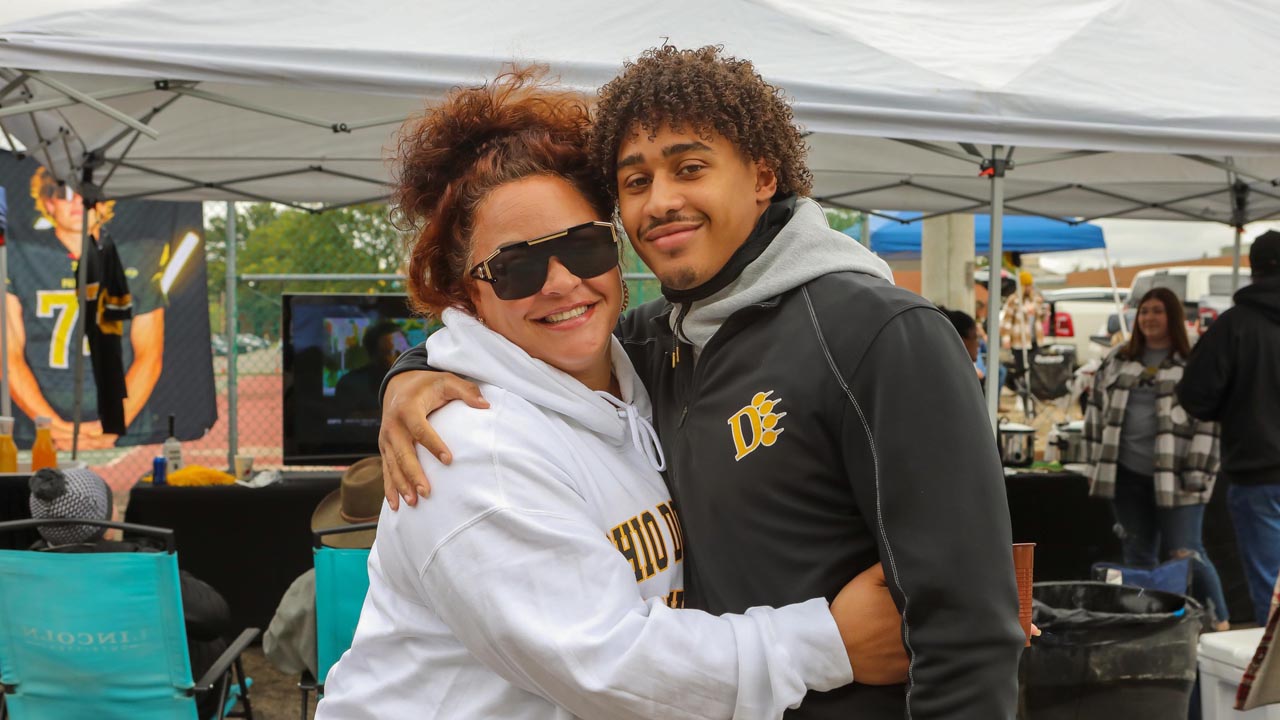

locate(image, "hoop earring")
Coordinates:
621 279 631 312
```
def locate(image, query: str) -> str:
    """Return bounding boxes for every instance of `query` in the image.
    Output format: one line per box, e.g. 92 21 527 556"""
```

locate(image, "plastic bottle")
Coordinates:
31 416 57 472
162 414 183 473
0 417 18 473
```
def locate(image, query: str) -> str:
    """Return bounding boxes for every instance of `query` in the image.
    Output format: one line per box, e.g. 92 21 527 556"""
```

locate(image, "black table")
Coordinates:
124 473 341 635
1004 469 1121 582
1004 467 1251 623
0 474 39 550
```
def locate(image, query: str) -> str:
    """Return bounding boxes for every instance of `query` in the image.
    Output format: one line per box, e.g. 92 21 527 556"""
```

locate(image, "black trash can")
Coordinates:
1021 581 1203 720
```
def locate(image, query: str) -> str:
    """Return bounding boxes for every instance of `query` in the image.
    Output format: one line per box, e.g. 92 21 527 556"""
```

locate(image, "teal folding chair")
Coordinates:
0 518 257 720
298 522 375 719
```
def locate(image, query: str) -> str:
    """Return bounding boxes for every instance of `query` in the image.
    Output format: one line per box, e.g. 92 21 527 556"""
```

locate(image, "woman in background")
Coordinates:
1085 287 1228 630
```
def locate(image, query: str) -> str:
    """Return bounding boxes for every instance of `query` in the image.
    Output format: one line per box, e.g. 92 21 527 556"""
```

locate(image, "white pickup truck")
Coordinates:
1041 286 1130 363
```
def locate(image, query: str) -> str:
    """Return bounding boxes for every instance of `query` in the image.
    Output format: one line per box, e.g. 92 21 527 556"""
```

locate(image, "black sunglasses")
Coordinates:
469 221 620 300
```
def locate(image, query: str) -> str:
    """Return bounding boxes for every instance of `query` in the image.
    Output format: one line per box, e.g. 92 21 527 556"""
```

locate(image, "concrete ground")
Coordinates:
238 645 317 720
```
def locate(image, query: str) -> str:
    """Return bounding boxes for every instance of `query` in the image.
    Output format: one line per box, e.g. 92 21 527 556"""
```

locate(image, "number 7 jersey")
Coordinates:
7 229 161 438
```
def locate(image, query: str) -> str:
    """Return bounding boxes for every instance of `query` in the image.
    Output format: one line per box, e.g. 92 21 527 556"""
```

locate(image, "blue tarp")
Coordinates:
853 212 1105 258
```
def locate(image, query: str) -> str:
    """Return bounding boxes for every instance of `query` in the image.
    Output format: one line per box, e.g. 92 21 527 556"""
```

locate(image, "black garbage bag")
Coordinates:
1021 581 1203 720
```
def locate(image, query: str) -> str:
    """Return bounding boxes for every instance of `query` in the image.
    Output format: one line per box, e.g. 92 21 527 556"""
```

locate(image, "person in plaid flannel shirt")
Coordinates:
1085 286 1227 630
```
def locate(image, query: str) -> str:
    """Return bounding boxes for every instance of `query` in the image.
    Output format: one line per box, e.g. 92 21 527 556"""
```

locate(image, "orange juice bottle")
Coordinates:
0 417 17 473
31 416 58 472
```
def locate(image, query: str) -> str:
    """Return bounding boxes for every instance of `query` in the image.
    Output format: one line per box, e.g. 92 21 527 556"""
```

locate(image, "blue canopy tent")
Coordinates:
854 212 1106 258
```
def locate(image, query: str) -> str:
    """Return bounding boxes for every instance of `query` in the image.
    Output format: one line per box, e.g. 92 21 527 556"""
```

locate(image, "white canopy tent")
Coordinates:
2 0 1279 438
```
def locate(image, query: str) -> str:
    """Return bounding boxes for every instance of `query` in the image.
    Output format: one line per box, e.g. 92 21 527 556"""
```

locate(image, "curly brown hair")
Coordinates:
393 66 612 318
588 44 812 200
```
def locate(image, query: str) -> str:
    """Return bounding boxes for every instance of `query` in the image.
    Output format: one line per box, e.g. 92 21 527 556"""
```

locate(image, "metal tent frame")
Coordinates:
812 141 1266 425
0 64 1276 438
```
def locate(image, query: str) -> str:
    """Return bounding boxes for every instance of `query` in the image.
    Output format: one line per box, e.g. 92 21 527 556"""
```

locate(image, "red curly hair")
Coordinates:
394 66 612 318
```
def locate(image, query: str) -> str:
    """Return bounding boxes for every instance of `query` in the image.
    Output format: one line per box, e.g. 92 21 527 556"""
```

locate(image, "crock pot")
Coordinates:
999 421 1036 467
1057 420 1087 464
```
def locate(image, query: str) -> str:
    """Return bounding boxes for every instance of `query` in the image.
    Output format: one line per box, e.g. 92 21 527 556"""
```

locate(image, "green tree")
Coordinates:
208 203 410 340
823 206 865 236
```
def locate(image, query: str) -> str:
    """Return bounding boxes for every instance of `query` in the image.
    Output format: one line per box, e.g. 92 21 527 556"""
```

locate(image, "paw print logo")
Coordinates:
728 391 787 461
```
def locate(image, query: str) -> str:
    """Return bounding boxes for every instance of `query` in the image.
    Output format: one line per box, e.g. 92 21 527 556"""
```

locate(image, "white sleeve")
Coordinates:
387 406 852 720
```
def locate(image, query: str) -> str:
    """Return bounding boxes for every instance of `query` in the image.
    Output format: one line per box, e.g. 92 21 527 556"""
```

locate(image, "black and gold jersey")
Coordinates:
81 232 134 434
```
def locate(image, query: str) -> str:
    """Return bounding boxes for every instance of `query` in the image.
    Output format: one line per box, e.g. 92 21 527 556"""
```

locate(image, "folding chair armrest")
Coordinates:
192 628 260 693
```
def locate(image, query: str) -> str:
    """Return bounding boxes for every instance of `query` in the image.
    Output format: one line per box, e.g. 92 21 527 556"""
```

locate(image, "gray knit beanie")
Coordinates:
28 468 113 546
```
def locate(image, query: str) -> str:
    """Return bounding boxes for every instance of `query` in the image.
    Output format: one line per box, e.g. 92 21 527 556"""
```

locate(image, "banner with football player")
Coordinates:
1 151 215 449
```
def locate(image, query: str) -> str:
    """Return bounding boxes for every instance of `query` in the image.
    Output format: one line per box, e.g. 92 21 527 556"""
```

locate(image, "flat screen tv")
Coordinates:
282 293 438 465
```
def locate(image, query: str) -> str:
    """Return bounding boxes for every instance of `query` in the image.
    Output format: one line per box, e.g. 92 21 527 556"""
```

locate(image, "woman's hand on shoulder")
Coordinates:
379 370 489 509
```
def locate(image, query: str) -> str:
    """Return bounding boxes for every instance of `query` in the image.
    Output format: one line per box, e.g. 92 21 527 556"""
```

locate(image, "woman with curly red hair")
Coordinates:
317 68 874 719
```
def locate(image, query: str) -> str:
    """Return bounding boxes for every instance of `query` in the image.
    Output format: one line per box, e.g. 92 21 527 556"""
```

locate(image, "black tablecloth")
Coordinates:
10 465 1255 626
124 474 341 635
1004 470 1120 582
1004 468 1251 623
0 474 39 550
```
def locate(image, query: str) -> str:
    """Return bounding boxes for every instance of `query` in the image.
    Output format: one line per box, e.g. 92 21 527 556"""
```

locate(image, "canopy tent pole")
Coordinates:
226 201 238 471
1231 181 1249 293
0 137 9 417
983 146 1006 432
1102 242 1128 338
1232 225 1244 292
1 215 9 418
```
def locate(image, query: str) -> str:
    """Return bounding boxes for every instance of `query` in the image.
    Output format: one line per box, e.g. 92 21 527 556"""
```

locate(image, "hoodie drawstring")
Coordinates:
597 393 667 472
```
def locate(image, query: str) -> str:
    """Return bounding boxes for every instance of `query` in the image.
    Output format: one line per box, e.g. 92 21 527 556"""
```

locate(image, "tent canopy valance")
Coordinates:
0 0 1277 224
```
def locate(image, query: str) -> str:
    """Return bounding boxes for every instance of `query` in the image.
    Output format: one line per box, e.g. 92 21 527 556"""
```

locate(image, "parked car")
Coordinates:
236 333 271 351
211 333 271 355
1040 286 1130 364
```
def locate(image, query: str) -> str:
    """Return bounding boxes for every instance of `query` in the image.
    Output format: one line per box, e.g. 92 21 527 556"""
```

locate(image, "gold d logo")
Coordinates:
728 391 786 461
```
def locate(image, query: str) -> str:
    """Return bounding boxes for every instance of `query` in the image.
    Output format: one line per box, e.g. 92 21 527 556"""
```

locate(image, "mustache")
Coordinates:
641 215 704 239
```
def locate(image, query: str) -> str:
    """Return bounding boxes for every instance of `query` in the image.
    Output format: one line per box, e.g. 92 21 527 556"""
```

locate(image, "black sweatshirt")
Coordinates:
1178 275 1280 485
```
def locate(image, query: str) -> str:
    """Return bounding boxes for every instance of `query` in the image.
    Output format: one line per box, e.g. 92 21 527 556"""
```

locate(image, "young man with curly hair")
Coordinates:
380 45 1022 718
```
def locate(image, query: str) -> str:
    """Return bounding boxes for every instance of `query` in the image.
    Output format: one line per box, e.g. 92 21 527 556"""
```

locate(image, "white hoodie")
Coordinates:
318 309 851 720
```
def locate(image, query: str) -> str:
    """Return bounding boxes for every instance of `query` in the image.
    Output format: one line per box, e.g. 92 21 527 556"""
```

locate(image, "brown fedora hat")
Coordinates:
311 456 383 548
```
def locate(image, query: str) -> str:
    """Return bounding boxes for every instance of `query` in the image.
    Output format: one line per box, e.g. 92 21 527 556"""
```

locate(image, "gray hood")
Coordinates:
673 198 894 356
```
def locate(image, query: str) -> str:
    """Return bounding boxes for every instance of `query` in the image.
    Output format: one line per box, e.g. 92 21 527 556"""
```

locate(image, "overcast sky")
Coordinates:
1038 218 1280 273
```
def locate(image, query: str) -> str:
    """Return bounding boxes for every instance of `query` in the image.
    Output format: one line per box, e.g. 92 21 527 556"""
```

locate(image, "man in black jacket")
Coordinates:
1178 230 1280 626
380 46 1023 718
